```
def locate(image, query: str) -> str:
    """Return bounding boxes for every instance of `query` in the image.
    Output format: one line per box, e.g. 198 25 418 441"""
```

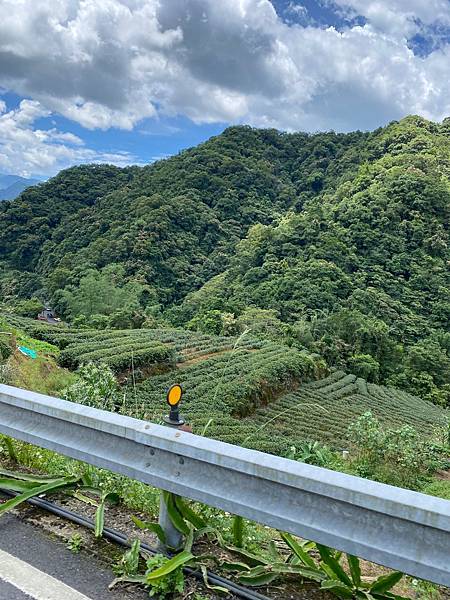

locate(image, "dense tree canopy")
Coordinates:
0 126 370 303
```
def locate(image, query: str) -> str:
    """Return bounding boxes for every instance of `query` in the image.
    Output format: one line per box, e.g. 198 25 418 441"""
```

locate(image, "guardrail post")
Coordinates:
157 384 186 552
158 493 183 551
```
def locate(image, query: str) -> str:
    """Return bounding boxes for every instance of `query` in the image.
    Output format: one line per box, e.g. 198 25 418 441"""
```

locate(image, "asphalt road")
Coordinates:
0 579 31 600
0 513 148 600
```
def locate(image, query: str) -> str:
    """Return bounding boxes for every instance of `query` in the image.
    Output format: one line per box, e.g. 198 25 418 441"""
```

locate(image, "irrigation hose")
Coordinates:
0 490 271 600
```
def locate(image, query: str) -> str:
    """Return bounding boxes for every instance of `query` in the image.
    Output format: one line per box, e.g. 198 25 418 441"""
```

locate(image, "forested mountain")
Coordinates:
1 116 449 405
0 126 370 302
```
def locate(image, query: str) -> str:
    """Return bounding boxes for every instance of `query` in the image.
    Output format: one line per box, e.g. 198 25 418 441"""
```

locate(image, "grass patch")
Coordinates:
421 479 450 500
10 353 76 396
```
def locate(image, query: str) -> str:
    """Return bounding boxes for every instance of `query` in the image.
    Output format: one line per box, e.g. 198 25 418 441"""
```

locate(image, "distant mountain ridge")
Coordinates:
0 173 39 200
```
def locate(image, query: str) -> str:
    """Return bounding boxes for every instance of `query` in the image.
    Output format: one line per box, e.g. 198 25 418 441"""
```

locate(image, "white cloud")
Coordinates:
0 0 450 136
329 1 450 38
0 99 138 177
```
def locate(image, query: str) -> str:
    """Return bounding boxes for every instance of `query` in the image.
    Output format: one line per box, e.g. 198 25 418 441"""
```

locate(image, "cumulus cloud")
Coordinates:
329 1 450 38
0 99 137 177
1 0 450 136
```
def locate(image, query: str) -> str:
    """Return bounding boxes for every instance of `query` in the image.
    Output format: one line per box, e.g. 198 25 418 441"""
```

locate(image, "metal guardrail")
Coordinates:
0 383 449 586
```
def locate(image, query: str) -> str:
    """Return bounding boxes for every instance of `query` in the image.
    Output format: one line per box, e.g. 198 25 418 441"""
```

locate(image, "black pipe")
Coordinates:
0 490 271 600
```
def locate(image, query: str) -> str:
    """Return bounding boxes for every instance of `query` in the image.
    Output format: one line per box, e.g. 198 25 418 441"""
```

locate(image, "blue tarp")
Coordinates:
18 346 37 359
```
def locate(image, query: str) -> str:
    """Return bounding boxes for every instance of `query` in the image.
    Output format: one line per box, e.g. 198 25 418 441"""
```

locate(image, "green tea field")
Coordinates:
3 315 447 456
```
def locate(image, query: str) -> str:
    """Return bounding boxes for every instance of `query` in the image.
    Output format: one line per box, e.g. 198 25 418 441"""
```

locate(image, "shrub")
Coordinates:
0 363 15 384
187 310 228 335
0 337 12 361
348 353 379 382
63 362 119 412
12 298 44 318
87 314 110 330
109 306 145 329
59 340 175 371
104 346 175 373
348 411 445 489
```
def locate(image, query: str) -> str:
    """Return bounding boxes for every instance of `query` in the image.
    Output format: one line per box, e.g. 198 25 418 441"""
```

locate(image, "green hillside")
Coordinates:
1 116 450 406
240 372 446 454
130 364 446 456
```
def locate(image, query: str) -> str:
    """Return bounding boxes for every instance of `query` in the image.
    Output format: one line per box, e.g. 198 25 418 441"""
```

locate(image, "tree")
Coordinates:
348 354 380 382
13 297 43 318
236 308 286 340
59 265 146 320
187 310 237 336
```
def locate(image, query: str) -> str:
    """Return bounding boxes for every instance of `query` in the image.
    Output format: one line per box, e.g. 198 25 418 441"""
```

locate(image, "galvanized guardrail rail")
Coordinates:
0 383 449 586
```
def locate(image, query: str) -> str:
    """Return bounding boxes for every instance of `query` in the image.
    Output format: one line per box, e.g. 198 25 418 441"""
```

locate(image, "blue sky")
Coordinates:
273 0 366 28
1 0 450 178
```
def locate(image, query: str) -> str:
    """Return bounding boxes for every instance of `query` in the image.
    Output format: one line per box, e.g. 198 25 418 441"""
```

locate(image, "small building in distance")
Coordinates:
37 307 61 325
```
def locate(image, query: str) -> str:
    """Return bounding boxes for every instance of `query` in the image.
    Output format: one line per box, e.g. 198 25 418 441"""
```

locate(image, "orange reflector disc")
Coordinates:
167 384 183 406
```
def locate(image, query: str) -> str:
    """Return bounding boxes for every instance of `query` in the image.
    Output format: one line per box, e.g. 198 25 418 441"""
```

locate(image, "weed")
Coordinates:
224 531 409 599
0 363 15 384
111 552 187 598
0 468 80 516
67 533 83 554
410 578 441 599
421 480 450 500
144 554 186 598
112 539 141 577
11 354 75 396
286 440 335 467
63 362 118 412
0 436 18 462
232 515 244 548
